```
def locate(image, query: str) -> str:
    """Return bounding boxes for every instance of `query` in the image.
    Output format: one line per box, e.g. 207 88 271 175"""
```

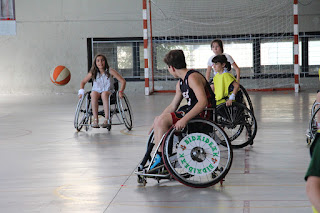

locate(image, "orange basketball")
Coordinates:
50 65 71 86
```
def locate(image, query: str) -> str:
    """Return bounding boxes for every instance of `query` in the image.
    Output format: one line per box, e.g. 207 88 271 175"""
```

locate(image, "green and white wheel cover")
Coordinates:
177 133 220 177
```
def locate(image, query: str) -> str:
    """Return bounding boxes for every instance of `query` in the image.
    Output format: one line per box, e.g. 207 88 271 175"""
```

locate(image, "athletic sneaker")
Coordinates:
150 154 162 170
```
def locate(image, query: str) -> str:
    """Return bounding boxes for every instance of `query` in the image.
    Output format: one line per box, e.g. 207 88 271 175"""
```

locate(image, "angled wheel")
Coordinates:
117 92 133 130
162 119 233 188
309 105 320 140
239 85 254 115
74 92 91 132
216 102 257 148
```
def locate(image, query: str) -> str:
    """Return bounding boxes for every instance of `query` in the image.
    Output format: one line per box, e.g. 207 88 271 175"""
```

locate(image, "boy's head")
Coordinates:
93 54 109 71
212 54 231 71
211 39 224 54
163 50 187 69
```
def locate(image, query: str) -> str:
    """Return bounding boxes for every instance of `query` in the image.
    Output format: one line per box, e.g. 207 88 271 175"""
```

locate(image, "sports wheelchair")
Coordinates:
74 82 133 131
135 114 233 188
214 85 257 149
306 101 320 145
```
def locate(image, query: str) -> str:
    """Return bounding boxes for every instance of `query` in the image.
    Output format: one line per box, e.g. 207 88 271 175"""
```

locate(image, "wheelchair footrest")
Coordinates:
134 170 170 178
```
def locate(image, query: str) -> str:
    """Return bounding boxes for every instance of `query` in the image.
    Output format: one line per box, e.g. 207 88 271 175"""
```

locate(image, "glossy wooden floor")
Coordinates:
0 90 316 213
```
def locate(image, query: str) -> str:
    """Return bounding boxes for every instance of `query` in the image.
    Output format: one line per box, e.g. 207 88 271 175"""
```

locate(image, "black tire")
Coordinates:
216 102 257 148
239 85 254 115
310 106 320 140
74 92 90 132
117 92 133 130
162 119 233 188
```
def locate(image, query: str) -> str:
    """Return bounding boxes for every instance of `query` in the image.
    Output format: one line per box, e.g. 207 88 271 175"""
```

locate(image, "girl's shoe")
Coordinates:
91 118 100 128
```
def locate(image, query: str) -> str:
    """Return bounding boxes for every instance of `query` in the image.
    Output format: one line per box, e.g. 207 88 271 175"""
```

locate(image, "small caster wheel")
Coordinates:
143 179 147 186
107 125 111 131
137 176 143 184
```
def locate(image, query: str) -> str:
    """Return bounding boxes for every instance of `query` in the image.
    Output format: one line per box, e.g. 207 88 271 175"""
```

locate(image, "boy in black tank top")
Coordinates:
143 50 215 170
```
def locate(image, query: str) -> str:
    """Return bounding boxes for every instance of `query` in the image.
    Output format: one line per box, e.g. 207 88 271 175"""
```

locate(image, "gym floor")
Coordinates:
0 90 316 212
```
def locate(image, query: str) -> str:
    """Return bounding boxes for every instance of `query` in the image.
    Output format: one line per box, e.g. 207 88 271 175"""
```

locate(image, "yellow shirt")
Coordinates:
313 206 319 213
213 72 236 105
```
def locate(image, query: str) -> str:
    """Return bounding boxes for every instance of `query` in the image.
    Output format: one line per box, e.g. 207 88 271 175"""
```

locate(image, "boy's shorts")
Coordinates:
170 111 186 124
170 106 213 124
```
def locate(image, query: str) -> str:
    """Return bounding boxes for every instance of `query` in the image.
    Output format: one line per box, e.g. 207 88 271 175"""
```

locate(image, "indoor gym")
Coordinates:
0 0 319 212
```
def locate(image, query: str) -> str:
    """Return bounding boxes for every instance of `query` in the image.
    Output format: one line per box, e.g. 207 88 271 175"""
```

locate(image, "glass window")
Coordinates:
0 0 15 20
261 41 293 65
117 46 133 69
309 40 320 66
224 42 253 67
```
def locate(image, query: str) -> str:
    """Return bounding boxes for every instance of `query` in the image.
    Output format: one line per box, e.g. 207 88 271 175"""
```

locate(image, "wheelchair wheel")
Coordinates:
117 92 133 130
162 119 233 188
216 102 257 149
309 105 320 140
74 92 90 132
239 85 254 115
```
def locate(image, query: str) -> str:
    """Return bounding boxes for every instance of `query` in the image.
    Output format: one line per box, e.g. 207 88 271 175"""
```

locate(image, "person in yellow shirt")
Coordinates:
211 54 239 106
305 132 320 213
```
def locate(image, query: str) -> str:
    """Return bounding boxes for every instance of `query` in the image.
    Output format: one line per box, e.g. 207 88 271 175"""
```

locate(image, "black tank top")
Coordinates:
179 70 215 113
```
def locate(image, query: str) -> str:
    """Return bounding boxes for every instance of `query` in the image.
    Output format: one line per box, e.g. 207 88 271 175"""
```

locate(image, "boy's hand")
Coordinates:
175 119 187 131
78 89 85 99
226 100 233 106
119 91 124 99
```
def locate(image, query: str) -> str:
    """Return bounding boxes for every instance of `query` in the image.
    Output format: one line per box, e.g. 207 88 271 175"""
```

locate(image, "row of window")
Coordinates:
0 0 15 20
91 38 320 79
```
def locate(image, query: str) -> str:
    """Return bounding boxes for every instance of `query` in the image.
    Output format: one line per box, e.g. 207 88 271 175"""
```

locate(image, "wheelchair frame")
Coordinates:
306 101 320 145
135 115 233 188
74 90 133 131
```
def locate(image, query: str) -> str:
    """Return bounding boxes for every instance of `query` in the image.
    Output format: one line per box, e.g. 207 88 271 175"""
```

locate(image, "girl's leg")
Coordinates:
91 91 101 127
101 91 111 125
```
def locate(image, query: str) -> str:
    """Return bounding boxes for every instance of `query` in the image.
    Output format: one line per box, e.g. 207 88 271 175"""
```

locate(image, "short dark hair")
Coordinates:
212 54 231 71
163 49 187 69
210 39 224 53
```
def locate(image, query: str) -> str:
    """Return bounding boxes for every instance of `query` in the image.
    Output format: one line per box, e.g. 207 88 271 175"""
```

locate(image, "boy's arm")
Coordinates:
226 80 240 106
205 66 211 81
110 68 126 92
232 62 241 83
175 73 208 130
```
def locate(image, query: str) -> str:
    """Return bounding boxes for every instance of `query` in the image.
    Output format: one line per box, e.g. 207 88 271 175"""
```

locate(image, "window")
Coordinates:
224 42 253 67
0 0 14 20
92 40 143 79
309 40 320 66
261 41 293 65
0 0 15 35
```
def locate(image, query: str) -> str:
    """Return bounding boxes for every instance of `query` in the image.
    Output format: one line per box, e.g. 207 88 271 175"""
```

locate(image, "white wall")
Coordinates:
0 0 142 94
0 0 319 94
